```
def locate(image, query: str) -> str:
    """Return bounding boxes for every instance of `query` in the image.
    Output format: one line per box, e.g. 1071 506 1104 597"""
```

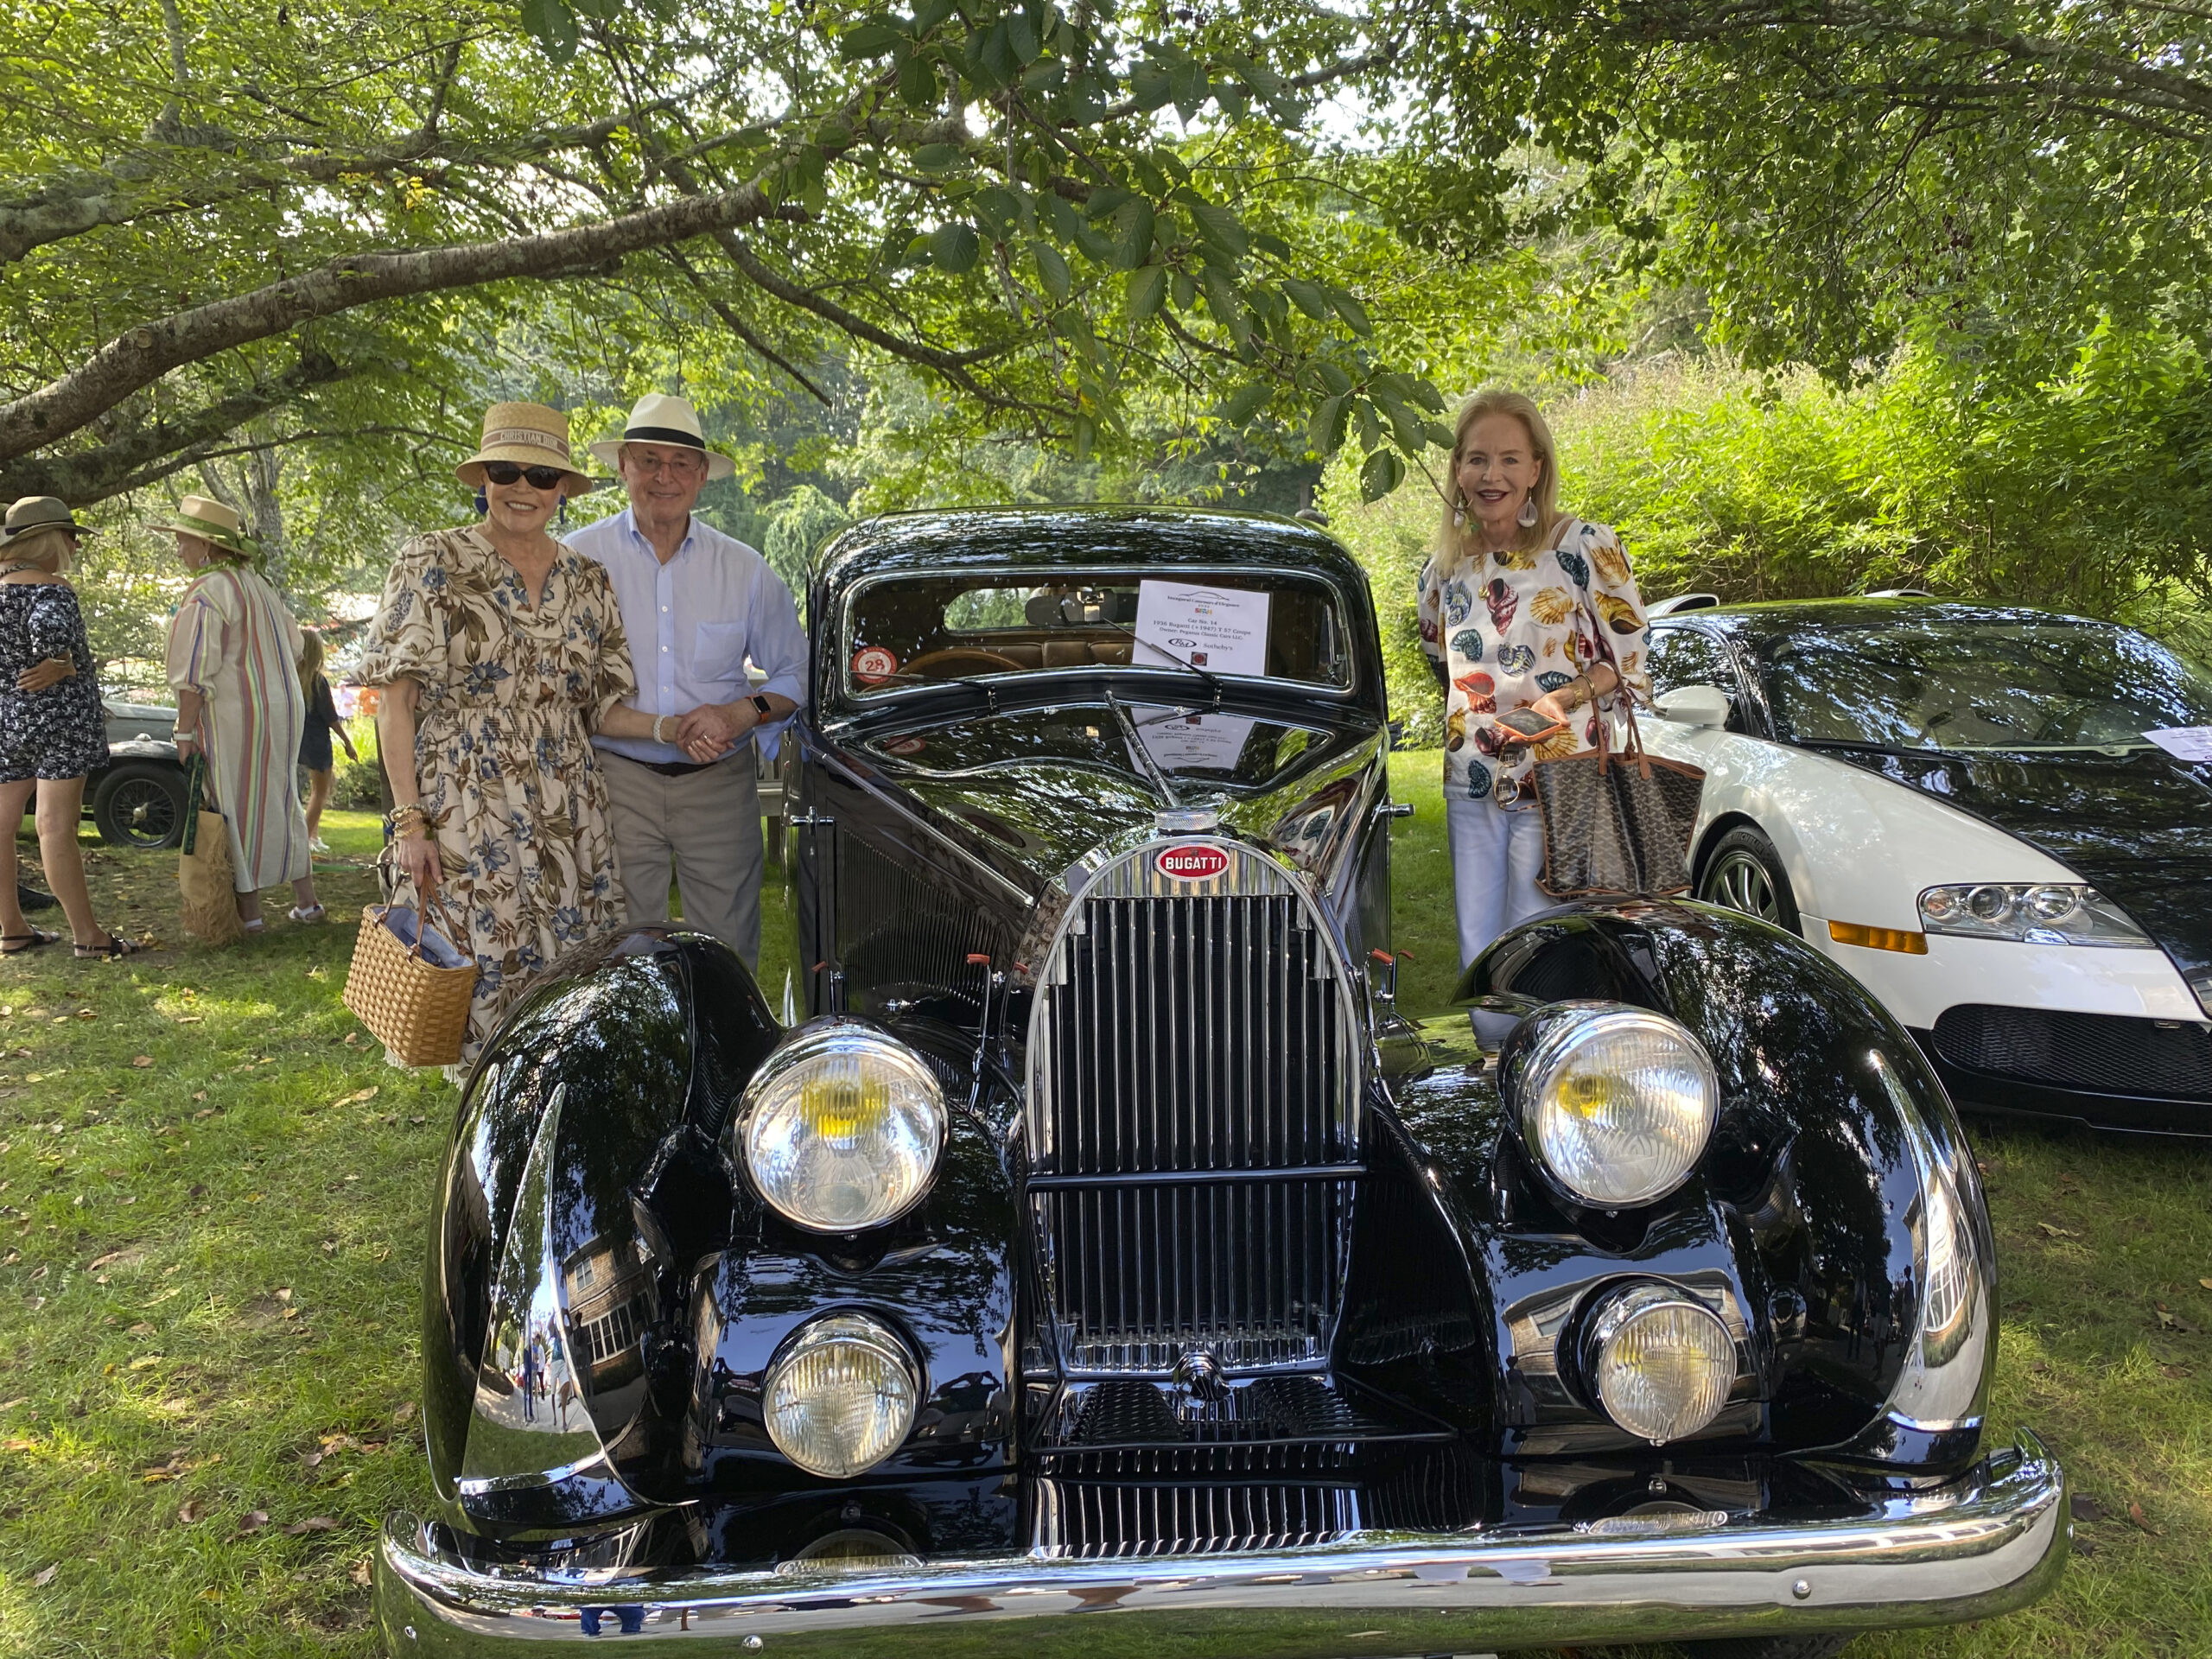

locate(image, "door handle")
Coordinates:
791 810 836 828
1374 800 1414 822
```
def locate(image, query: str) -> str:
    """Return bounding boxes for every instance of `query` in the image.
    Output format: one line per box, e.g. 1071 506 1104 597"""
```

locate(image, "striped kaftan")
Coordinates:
165 563 312 890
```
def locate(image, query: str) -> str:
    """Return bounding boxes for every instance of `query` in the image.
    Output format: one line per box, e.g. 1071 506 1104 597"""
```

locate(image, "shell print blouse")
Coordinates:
1417 517 1653 807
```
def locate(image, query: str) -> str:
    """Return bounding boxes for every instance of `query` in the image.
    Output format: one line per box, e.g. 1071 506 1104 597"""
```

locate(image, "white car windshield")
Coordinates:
1765 618 2212 750
840 570 1352 698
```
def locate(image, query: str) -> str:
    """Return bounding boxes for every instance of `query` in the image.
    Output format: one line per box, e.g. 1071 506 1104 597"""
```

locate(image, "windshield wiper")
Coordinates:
1105 687 1183 810
870 671 998 714
1108 622 1227 709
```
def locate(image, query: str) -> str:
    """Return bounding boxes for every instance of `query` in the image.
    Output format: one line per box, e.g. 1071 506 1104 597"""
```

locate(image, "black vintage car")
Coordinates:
377 511 2065 1656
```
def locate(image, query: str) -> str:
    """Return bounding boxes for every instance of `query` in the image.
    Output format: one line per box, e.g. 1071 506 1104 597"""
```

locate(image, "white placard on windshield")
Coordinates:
1135 580 1271 678
2143 726 2212 763
1136 713 1257 772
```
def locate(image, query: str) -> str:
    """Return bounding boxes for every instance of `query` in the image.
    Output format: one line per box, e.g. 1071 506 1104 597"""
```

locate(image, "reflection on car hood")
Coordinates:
1827 746 2212 977
853 702 1387 895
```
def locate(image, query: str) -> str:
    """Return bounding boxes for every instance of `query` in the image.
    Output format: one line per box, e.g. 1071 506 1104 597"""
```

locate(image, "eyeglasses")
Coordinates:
482 461 569 490
626 451 706 478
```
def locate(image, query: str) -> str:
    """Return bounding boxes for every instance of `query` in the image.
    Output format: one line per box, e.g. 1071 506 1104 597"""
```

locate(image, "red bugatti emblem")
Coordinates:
1157 844 1230 880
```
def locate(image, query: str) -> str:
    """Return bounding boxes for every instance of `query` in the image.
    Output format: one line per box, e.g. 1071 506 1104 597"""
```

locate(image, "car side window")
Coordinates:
1647 627 1749 733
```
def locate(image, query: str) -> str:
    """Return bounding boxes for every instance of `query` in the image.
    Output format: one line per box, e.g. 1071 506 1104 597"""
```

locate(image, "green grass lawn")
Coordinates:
0 761 2203 1656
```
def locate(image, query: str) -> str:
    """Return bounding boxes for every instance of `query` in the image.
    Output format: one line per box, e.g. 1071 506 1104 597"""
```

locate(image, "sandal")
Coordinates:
288 904 327 925
73 934 143 961
2 928 58 956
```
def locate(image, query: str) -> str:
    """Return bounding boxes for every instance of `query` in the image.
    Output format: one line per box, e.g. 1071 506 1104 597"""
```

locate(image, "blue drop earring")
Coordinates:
557 493 569 527
474 487 489 518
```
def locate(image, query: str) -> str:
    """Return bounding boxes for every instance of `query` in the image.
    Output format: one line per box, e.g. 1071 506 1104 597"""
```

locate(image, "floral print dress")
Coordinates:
1418 518 1654 808
356 527 637 1063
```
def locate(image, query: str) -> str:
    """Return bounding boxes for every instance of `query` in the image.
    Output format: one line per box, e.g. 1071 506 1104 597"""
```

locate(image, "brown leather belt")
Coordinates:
617 753 719 779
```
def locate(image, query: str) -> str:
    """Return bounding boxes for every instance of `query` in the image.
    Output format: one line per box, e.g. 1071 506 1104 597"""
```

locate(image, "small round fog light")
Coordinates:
763 1313 919 1478
1584 1284 1735 1445
2024 886 2079 925
1966 885 2013 923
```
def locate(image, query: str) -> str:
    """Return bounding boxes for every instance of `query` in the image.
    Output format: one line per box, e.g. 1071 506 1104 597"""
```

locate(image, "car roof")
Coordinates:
814 505 1371 596
1652 595 2116 643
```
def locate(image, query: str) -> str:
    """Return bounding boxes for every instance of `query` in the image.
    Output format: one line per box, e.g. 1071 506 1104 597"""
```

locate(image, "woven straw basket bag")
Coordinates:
342 863 477 1068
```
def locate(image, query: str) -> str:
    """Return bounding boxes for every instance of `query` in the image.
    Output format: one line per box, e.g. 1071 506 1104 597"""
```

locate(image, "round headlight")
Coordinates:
2024 885 2079 925
739 1021 946 1232
764 1313 920 1478
1583 1283 1735 1445
1508 1005 1719 1208
1967 884 2013 923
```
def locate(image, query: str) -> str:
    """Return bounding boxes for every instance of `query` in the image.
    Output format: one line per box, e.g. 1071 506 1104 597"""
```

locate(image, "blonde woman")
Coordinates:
162 495 323 933
0 498 140 959
295 627 356 854
1416 390 1653 970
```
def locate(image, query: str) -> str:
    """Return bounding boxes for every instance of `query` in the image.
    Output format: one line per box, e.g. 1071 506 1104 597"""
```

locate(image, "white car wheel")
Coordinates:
1698 825 1802 936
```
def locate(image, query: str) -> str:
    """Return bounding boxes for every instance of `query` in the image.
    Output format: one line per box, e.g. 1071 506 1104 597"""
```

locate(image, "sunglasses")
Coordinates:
482 461 569 490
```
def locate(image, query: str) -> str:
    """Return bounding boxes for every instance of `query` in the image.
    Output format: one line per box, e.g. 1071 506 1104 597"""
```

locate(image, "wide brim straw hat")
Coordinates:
586 391 736 481
454 402 595 493
2 495 90 545
152 493 257 558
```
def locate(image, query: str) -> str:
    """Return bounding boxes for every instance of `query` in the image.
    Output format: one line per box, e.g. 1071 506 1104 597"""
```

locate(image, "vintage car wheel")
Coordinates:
91 761 188 849
1698 823 1801 936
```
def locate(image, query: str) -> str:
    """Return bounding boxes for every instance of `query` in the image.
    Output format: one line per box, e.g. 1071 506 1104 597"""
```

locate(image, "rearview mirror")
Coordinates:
1655 683 1732 728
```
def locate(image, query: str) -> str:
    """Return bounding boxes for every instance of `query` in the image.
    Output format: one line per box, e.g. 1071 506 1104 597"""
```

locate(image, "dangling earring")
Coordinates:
474 488 489 518
1452 498 1466 530
1517 495 1539 528
557 494 569 527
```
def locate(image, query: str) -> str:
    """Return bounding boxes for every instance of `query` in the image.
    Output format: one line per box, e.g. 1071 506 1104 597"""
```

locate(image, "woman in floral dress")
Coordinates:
357 404 667 1066
1417 389 1652 974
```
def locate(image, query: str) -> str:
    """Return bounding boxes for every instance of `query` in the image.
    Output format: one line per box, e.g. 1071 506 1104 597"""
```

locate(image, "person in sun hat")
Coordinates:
0 497 140 960
567 391 806 970
161 493 326 938
356 402 677 1072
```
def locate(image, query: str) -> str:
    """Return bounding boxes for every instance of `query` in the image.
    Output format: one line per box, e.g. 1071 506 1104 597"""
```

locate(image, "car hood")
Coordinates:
844 697 1389 899
1826 746 2212 978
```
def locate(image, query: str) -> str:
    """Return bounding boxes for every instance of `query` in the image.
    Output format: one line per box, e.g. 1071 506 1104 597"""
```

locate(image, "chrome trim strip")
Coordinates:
377 1432 2065 1655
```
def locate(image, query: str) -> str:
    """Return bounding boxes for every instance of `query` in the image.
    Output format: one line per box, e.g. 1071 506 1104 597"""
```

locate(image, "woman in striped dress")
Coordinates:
161 496 322 936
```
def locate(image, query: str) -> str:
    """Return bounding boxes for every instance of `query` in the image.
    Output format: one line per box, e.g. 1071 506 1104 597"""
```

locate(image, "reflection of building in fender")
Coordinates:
565 1237 654 1389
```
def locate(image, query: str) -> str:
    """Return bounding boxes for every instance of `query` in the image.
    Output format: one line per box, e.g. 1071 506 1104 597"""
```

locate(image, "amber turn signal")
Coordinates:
1827 920 1929 955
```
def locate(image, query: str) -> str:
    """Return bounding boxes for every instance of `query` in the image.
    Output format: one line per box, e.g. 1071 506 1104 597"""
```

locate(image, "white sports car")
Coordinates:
1637 598 2212 1134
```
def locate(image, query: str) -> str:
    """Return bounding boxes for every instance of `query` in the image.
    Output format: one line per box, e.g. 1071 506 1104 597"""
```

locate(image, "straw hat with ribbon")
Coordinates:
454 402 594 494
2 496 91 546
153 494 257 559
587 392 736 481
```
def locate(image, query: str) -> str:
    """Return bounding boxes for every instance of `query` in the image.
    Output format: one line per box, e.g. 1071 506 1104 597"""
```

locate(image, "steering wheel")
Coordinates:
899 647 1027 678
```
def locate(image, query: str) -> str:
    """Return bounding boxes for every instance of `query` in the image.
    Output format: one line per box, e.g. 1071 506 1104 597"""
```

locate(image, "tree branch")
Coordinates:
0 176 785 462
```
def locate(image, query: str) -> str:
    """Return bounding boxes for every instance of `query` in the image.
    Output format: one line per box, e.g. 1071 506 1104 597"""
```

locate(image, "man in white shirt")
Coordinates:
568 394 808 969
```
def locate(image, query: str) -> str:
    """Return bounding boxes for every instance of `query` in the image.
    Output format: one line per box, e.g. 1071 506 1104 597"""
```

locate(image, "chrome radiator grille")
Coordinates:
1027 842 1361 1377
1032 1446 1360 1559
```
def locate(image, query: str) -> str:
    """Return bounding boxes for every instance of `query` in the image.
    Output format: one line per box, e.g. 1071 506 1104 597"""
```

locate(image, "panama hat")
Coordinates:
1 496 89 544
153 494 257 558
587 392 736 481
454 402 594 493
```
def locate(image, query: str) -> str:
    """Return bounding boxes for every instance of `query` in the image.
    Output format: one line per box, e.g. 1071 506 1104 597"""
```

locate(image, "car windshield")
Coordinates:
1761 616 2212 750
840 569 1351 698
860 704 1346 787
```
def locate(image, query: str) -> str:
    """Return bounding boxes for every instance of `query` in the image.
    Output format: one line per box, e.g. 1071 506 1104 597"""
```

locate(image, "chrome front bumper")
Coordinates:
377 1431 2064 1656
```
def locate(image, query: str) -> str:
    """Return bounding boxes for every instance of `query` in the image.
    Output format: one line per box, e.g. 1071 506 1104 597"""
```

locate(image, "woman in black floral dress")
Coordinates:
0 497 140 959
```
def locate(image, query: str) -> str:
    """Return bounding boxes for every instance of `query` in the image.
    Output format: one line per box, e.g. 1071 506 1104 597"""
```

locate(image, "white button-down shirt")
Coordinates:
567 507 808 765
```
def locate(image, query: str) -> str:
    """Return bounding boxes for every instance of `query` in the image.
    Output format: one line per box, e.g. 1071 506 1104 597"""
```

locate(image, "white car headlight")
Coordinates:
1580 1282 1736 1444
737 1020 947 1233
1504 1004 1720 1209
1917 883 2149 946
764 1313 920 1478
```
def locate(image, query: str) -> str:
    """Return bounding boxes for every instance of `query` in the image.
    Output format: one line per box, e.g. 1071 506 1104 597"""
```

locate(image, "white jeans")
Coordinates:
1446 792 1553 969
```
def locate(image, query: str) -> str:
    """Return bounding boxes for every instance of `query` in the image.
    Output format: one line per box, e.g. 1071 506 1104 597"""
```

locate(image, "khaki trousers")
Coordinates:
601 751 764 968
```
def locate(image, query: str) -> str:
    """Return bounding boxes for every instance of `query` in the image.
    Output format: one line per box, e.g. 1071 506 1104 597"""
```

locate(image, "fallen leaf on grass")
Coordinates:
2 1437 38 1452
127 1321 153 1337
2200 1277 2212 1291
283 1516 340 1535
130 1056 153 1069
394 1402 416 1425
234 1510 269 1536
2070 1495 2106 1522
334 1087 378 1107
86 1249 142 1271
2128 1501 2158 1535
274 1287 292 1304
192 1109 214 1119
177 1499 206 1524
73 1009 95 1021
129 1356 161 1370
32 1565 54 1586
2036 1222 2080 1239
349 1559 372 1586
2163 1363 2195 1379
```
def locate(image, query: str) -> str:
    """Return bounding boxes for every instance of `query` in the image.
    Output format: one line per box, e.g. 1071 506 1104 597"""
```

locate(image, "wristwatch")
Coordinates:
750 695 773 721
